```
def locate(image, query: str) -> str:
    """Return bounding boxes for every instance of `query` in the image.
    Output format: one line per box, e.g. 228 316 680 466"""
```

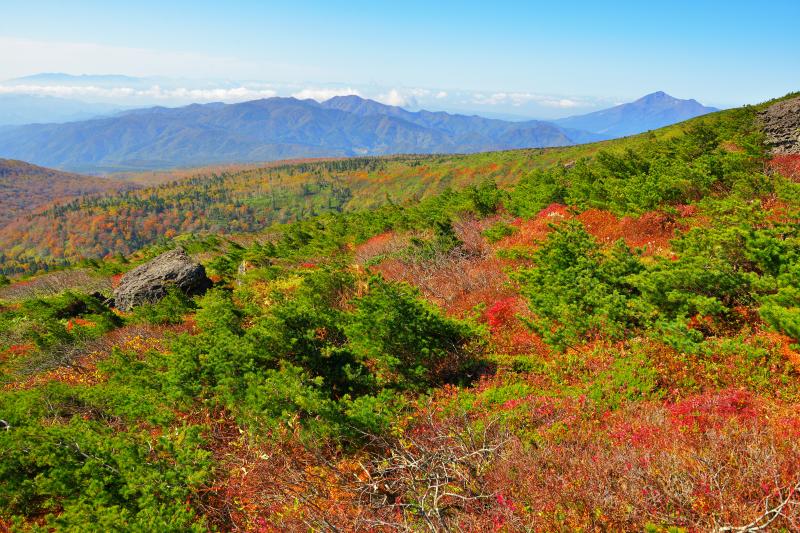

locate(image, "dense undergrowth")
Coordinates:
1 96 800 531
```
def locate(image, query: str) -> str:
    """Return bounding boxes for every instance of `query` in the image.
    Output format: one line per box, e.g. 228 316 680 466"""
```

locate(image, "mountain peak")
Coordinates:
637 91 675 103
320 95 399 115
555 92 717 137
325 94 367 103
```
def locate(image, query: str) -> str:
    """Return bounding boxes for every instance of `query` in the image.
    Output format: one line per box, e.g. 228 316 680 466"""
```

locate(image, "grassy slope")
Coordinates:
1 95 800 530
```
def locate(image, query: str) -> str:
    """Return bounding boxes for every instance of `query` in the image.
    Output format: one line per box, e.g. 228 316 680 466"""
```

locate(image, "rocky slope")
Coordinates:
759 95 800 154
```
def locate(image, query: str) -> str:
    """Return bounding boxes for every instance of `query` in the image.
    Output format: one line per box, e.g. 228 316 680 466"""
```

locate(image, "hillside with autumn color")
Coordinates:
1 93 799 532
0 118 687 276
0 159 135 228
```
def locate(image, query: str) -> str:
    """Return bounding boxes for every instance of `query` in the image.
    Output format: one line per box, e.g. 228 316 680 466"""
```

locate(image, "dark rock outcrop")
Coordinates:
113 248 211 311
759 96 800 154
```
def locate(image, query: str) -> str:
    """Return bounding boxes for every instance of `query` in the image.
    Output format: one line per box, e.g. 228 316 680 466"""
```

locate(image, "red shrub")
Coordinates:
483 296 547 355
486 296 518 332
668 389 758 431
769 154 800 181
66 317 96 331
1 343 34 361
537 203 570 219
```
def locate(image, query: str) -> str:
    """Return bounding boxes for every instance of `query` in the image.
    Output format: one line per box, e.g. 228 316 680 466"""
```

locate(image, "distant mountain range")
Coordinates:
0 94 125 126
554 91 718 137
0 96 604 172
0 92 718 172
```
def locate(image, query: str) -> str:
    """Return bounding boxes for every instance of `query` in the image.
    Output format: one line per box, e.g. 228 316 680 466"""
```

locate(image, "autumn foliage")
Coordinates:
770 153 800 181
2 98 800 531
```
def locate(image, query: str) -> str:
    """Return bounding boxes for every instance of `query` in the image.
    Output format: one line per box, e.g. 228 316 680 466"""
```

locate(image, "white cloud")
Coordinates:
376 88 435 107
0 83 277 102
291 87 361 101
162 86 278 101
372 87 445 107
375 88 410 107
485 92 511 105
539 98 582 108
471 91 586 108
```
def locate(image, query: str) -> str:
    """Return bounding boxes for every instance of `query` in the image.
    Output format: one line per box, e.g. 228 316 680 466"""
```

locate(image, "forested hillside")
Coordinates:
1 94 799 531
0 120 689 276
0 146 608 274
0 159 134 228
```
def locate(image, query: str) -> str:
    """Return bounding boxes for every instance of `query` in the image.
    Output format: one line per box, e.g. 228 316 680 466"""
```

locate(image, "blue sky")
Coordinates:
1 0 798 118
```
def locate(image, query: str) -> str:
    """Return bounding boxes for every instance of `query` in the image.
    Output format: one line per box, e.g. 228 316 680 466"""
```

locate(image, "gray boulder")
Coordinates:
759 96 800 154
113 248 212 311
